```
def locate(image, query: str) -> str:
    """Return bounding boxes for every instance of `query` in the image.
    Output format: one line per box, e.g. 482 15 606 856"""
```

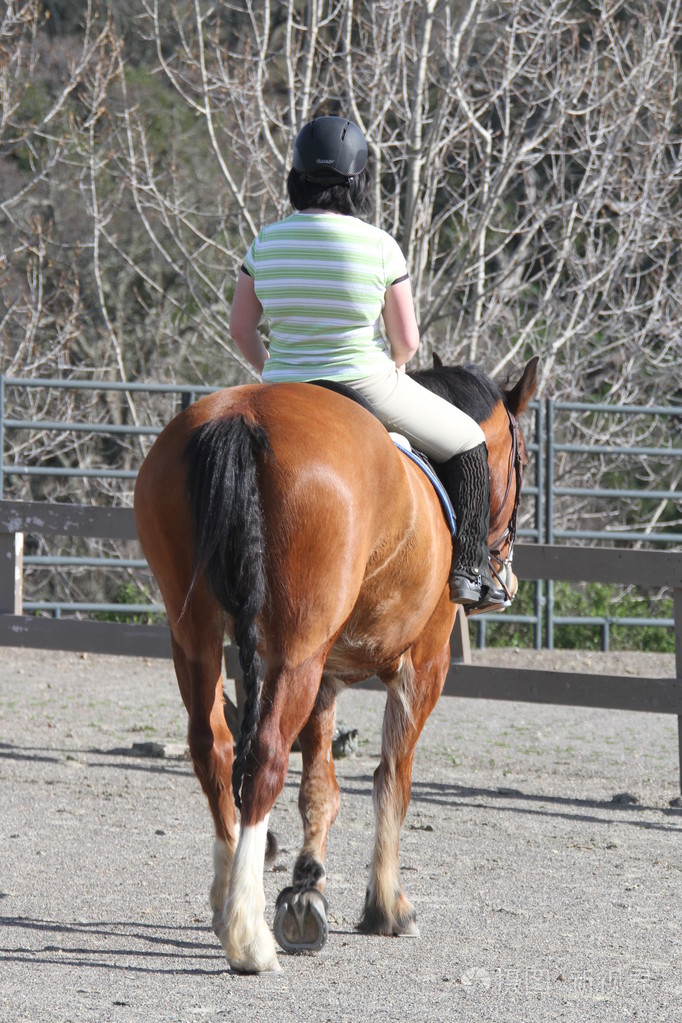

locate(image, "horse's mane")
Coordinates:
409 363 504 425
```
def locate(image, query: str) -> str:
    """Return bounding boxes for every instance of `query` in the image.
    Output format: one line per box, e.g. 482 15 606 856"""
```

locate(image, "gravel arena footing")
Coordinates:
1 646 681 1023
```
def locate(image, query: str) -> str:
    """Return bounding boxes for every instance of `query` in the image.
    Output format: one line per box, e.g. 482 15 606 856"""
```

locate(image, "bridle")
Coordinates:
486 405 524 605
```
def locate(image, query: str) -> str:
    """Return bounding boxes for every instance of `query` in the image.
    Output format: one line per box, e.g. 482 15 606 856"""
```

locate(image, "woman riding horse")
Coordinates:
230 115 505 611
134 114 538 974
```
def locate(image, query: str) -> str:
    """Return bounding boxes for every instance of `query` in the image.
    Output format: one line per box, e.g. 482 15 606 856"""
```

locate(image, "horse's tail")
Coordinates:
183 413 270 811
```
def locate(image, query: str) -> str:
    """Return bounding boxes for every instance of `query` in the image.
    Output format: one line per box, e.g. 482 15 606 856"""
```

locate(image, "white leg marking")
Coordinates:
221 816 280 973
368 656 417 927
210 833 238 933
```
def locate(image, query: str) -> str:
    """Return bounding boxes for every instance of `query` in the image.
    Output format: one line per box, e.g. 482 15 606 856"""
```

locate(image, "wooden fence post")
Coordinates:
0 529 23 614
450 607 471 664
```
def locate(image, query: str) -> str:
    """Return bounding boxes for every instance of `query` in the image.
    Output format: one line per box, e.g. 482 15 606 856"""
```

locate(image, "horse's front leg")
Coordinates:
220 656 326 974
358 640 449 937
295 678 340 886
271 678 340 954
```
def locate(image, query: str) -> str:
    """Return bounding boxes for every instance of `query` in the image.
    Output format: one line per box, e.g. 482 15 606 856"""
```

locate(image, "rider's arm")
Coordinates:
382 277 420 369
230 270 270 373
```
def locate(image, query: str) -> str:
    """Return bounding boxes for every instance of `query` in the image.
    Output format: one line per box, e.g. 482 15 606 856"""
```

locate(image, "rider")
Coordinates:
229 115 505 610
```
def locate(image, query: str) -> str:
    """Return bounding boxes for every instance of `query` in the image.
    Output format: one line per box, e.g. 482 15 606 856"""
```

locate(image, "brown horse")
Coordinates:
134 356 538 974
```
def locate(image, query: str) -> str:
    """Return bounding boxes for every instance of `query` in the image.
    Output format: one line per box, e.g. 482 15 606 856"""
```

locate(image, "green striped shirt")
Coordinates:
242 212 407 382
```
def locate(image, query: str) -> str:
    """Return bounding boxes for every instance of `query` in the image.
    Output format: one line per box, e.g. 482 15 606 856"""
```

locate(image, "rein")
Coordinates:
487 405 523 603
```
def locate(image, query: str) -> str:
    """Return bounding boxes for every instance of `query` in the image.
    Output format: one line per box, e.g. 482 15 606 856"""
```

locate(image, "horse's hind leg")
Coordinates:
271 679 340 954
222 654 327 974
170 630 239 932
359 640 450 937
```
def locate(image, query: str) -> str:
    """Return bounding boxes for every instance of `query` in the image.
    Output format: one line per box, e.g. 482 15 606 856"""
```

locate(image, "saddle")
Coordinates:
309 377 456 528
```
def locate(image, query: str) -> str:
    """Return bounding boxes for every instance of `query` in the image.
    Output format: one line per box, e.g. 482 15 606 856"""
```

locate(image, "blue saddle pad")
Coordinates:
392 439 456 538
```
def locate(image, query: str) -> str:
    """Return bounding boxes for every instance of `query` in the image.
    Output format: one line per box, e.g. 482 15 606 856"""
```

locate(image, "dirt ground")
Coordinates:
1 644 680 1023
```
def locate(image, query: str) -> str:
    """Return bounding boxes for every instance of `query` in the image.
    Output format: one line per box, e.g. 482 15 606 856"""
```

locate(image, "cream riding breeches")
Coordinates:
346 364 485 462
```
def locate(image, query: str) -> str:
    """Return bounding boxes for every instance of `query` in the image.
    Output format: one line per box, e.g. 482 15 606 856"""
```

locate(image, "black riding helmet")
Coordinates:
292 116 368 185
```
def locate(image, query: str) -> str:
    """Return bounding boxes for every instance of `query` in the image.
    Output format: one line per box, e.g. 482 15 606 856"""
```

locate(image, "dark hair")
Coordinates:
287 166 373 217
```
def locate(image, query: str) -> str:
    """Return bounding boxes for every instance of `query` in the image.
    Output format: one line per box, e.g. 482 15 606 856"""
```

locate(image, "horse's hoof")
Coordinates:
358 894 419 937
273 885 328 954
396 918 420 937
229 958 282 976
223 931 282 974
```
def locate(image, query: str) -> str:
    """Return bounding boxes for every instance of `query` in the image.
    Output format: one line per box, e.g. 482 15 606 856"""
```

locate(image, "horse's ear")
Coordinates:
433 352 444 369
506 356 539 416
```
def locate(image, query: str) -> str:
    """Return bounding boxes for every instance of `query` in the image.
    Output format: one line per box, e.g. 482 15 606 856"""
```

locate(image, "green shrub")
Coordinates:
483 580 674 652
91 582 165 625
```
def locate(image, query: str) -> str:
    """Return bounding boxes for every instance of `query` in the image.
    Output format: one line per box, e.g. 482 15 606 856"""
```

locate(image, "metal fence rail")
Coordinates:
479 395 681 649
1 375 680 648
1 499 681 791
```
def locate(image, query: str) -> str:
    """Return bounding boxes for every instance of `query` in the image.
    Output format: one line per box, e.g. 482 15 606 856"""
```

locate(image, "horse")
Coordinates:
133 356 538 974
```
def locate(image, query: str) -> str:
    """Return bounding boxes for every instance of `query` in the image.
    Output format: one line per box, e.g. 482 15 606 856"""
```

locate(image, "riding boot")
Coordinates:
437 442 507 607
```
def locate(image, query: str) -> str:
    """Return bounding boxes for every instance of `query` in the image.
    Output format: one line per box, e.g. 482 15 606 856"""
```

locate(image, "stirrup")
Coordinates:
464 563 512 615
465 591 512 616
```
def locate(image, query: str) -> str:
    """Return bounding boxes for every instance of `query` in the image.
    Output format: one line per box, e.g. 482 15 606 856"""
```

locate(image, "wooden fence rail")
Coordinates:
2 500 681 788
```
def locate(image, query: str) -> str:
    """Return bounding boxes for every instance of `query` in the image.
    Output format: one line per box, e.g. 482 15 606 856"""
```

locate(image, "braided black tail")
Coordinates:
184 414 270 810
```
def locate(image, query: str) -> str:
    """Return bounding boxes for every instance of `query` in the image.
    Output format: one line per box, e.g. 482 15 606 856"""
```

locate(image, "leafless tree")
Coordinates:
109 0 680 544
108 2 681 400
1 0 680 613
6 1 680 401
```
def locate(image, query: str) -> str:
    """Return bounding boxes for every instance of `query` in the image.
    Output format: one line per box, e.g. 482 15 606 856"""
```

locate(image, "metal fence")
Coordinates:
475 397 682 650
1 374 680 649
